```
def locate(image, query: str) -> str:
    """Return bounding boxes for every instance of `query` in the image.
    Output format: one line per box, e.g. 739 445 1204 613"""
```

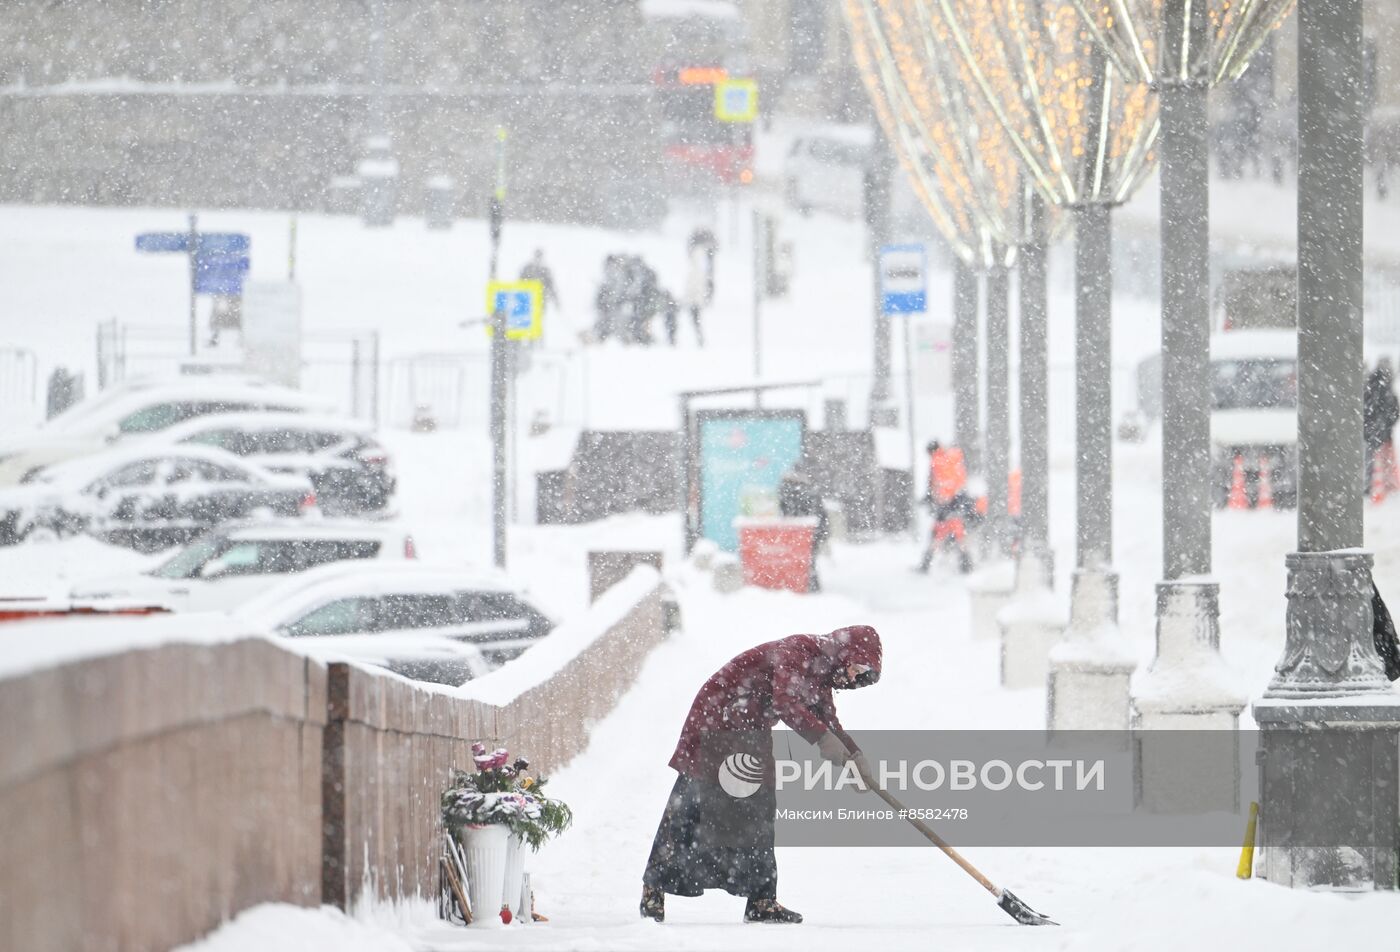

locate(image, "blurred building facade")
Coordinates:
0 0 871 221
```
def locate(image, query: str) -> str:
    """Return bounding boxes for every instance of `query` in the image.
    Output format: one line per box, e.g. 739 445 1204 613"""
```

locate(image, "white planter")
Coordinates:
502 832 527 920
459 823 510 927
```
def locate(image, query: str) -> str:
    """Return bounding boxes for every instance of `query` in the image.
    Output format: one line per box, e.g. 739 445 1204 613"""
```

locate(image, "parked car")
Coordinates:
784 131 872 218
282 631 492 687
67 521 416 611
0 379 335 486
0 445 316 552
233 562 555 667
150 412 396 514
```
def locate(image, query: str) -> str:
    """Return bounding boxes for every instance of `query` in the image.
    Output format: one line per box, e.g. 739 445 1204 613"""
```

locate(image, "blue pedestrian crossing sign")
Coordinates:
714 79 758 123
879 244 927 315
485 280 544 340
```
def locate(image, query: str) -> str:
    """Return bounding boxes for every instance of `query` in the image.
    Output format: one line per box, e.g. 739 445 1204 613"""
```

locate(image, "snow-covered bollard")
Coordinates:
997 551 1067 689
967 559 1017 641
1131 581 1246 814
690 539 720 572
712 555 743 594
1252 551 1400 890
1046 569 1137 731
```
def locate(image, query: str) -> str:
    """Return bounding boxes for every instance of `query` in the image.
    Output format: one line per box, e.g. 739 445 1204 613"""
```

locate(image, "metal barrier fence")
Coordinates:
94 320 379 420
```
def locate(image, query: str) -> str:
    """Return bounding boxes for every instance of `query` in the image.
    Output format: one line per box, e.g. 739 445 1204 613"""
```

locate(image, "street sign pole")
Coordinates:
187 213 198 356
489 127 508 570
902 310 917 537
752 210 763 400
879 242 928 529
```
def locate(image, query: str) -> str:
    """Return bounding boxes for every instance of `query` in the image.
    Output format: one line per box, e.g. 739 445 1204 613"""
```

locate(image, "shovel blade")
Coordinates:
997 889 1057 926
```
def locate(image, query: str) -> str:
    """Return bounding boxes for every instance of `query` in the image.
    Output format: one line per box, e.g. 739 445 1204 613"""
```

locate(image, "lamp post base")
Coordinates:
998 548 1066 689
1047 568 1136 731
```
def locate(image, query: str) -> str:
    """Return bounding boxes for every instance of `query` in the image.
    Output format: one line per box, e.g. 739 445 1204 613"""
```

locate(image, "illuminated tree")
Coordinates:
1065 0 1294 731
846 0 1054 552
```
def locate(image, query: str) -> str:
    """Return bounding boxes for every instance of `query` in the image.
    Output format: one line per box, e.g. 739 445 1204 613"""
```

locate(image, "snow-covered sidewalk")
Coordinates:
177 508 1400 951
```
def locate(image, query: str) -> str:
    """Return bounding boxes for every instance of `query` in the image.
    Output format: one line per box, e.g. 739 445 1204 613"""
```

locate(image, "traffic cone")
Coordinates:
1386 441 1400 493
1227 454 1250 510
1371 453 1388 504
1256 454 1274 510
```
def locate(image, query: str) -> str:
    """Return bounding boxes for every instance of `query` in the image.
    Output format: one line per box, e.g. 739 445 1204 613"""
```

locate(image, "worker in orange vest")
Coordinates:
915 441 974 574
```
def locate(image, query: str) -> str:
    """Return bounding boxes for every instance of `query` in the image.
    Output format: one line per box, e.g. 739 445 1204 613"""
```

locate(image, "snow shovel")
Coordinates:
832 728 1057 926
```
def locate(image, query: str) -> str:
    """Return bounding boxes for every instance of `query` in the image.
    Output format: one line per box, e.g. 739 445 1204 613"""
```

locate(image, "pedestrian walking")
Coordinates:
659 287 683 347
1364 359 1399 500
682 229 716 347
593 255 625 343
641 626 882 924
914 440 973 574
519 248 560 315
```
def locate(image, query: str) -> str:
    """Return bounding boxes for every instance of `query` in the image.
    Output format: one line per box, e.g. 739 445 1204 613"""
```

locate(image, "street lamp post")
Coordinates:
1018 191 1049 561
984 260 1011 554
909 1 1160 728
1251 0 1400 891
489 129 508 570
953 259 981 475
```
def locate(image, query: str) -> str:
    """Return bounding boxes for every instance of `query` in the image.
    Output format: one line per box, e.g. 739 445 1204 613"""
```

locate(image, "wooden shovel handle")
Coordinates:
831 727 1000 897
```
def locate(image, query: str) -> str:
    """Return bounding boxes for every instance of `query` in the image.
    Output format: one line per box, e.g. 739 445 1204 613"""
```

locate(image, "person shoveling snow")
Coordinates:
641 625 882 924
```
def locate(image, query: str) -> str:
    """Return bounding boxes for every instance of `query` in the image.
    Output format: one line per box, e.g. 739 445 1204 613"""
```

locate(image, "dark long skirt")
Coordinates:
643 773 777 899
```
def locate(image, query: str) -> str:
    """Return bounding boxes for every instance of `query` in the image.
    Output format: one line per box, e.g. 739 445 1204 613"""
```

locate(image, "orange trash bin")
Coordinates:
735 518 817 593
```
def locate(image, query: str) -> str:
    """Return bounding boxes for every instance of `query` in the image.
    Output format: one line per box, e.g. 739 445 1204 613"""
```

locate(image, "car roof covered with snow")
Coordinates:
39 380 337 436
31 442 298 488
232 561 519 626
199 520 410 543
151 411 378 444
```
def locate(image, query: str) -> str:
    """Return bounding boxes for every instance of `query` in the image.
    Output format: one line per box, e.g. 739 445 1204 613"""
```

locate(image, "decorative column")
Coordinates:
1132 0 1243 782
952 259 981 474
1252 0 1400 891
999 191 1065 684
984 261 1011 554
968 262 1016 640
1047 199 1136 731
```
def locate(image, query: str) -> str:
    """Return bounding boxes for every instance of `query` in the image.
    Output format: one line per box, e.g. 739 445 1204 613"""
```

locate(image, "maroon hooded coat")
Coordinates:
667 625 883 778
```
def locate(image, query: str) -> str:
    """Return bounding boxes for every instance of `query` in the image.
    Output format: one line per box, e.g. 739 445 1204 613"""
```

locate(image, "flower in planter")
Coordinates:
443 747 573 851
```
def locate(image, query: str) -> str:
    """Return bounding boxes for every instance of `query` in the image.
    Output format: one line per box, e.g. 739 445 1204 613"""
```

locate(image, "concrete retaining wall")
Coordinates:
0 638 326 952
0 570 665 951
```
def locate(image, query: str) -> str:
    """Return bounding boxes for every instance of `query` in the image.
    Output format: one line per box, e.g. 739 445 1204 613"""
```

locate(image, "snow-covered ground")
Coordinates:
5 190 1400 950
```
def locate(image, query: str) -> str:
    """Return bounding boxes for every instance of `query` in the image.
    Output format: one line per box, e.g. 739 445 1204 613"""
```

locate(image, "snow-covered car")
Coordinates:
784 131 872 218
1210 329 1298 508
233 561 555 666
68 521 416 612
281 631 492 688
149 412 396 515
0 445 316 552
0 378 335 487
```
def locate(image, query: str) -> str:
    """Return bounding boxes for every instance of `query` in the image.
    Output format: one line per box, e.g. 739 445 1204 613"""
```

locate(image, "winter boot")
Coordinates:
640 886 665 922
744 898 803 924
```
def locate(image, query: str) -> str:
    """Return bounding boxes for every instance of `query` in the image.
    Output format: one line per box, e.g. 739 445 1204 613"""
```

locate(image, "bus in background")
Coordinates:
642 0 754 191
655 66 755 187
